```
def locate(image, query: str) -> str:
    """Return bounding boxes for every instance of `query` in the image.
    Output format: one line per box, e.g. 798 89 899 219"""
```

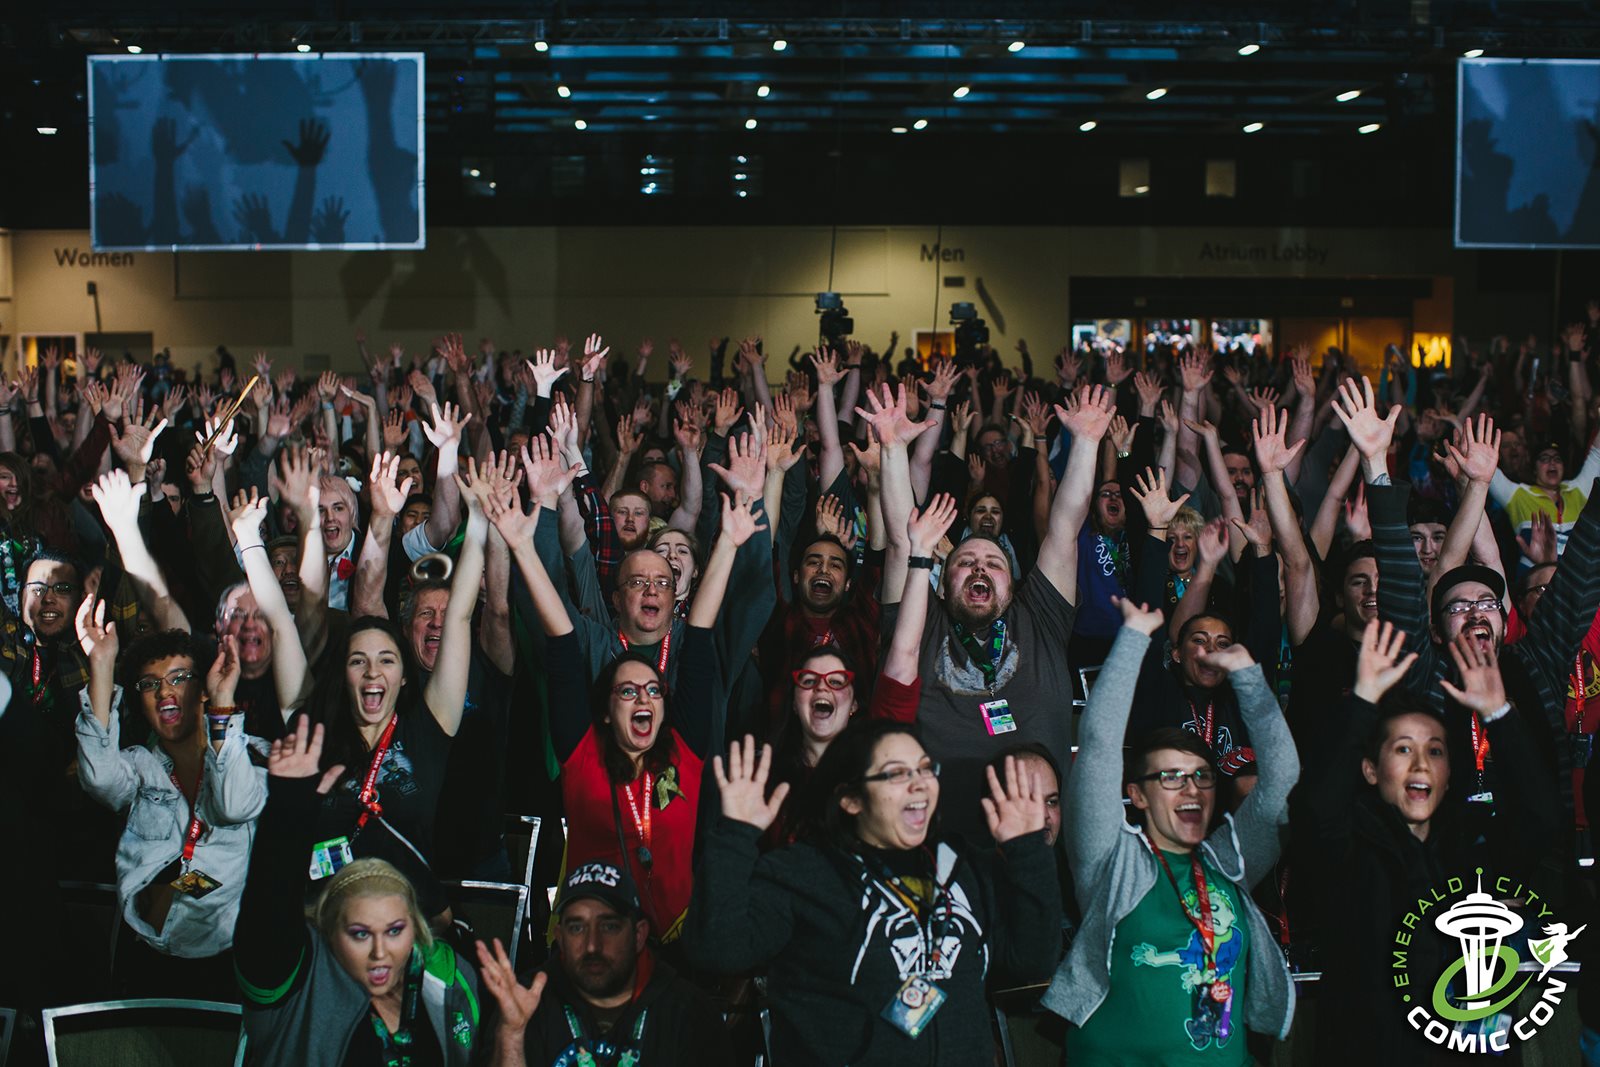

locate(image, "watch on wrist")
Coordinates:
907 555 935 570
929 401 947 411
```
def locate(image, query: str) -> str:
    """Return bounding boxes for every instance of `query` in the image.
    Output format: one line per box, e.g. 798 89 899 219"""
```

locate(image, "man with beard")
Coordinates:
876 383 1114 835
1491 432 1600 563
477 861 732 1067
1343 377 1600 852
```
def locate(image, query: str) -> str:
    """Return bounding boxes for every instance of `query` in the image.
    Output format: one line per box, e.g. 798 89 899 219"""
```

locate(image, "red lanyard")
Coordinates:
817 628 836 649
170 764 206 871
621 772 653 856
355 714 399 831
618 627 672 675
1468 712 1490 773
30 648 47 705
1192 700 1216 747
1146 834 1215 968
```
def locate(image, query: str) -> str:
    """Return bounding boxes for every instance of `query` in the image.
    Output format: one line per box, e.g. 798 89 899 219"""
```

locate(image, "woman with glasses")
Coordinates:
686 723 1061 1065
1044 598 1298 1063
764 494 959 845
486 483 760 945
75 600 266 998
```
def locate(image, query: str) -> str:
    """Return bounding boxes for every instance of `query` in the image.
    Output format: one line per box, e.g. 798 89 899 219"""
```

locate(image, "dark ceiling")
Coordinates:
5 1 1600 227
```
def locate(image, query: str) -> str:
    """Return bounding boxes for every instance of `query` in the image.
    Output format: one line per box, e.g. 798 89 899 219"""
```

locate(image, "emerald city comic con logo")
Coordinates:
1393 868 1586 1053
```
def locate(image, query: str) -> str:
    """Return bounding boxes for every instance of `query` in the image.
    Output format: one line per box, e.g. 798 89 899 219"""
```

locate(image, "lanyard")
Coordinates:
621 773 653 868
618 627 672 676
1468 711 1490 774
356 714 399 832
368 948 423 1067
1191 700 1216 748
817 627 836 649
563 1004 649 1067
170 763 206 871
30 647 48 706
857 851 956 971
1145 835 1215 970
952 618 1007 689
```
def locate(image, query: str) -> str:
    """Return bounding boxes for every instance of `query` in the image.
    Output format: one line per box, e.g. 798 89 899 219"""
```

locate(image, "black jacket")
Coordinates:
684 819 1060 1067
513 953 733 1067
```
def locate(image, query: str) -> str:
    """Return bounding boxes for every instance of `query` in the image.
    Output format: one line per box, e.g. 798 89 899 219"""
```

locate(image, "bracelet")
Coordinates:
206 708 237 718
1481 700 1513 724
1149 526 1168 532
240 543 268 554
929 401 947 411
1117 450 1132 459
191 491 216 502
908 555 935 570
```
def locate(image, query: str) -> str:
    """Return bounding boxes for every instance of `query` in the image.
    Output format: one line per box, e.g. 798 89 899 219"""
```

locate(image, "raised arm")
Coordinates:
884 494 958 683
92 469 192 634
1169 518 1229 644
494 443 579 638
420 400 470 553
1432 415 1499 589
1038 384 1116 601
1253 408 1317 645
1174 351 1213 489
910 361 957 500
1309 443 1362 559
420 468 488 737
856 383 930 605
668 415 705 534
810 346 847 489
229 488 310 715
689 494 767 628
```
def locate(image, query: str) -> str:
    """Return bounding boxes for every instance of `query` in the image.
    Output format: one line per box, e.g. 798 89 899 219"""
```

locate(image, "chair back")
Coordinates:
42 999 244 1067
0 1004 15 1067
445 880 531 970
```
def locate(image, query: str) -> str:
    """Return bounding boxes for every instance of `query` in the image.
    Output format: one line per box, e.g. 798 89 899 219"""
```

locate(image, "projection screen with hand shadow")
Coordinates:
89 52 424 252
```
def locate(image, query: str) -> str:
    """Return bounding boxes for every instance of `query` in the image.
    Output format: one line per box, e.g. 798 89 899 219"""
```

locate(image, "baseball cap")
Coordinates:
1431 564 1507 621
557 861 642 918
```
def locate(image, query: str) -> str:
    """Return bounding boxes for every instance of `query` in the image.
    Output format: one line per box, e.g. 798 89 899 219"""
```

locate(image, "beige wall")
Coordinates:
3 224 1458 375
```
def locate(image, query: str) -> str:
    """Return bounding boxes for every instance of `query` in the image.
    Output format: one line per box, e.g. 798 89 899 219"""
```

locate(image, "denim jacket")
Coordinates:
76 688 268 958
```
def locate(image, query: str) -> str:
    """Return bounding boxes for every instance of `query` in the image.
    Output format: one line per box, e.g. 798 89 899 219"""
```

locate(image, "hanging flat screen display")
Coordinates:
89 52 424 251
1456 57 1600 249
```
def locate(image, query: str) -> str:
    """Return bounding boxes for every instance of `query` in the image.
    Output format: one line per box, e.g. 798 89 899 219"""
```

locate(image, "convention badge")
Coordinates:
881 975 947 1038
308 835 354 880
979 698 1016 736
655 765 683 810
1571 733 1593 769
170 869 221 898
1465 791 1495 805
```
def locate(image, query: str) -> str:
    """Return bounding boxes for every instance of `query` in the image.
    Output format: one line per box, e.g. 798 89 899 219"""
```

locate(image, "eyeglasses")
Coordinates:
23 581 76 597
1095 489 1121 500
133 669 199 693
861 760 941 786
1443 596 1502 617
222 608 267 625
793 668 855 691
621 576 674 591
1135 768 1217 790
612 681 663 702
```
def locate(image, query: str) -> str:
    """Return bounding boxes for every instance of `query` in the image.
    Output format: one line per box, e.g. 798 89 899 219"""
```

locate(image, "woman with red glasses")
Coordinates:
764 495 959 845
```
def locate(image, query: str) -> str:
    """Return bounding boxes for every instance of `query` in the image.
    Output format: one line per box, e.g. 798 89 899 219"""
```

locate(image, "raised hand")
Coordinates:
923 359 959 402
1134 371 1164 416
672 412 704 457
526 349 568 395
407 369 437 407
1104 348 1133 386
76 595 119 670
207 634 242 707
1115 596 1165 636
579 332 610 381
719 493 768 547
1109 414 1138 455
1251 405 1305 475
708 426 766 498
475 938 548 1037
368 451 415 522
548 395 581 456
1516 511 1557 565
282 118 330 167
814 494 859 551
1055 348 1082 386
982 755 1046 845
435 332 472 377
1291 355 1315 400
89 468 145 528
1331 376 1400 460
110 408 169 469
967 452 987 485
483 482 539 545
810 345 845 387
1196 642 1256 673
908 493 959 556
380 409 407 449
712 388 744 435
1054 384 1116 441
1353 619 1419 704
1182 415 1219 443
765 419 801 473
1178 350 1214 393
228 487 270 548
1247 386 1281 415
849 435 882 478
1439 633 1509 716
1443 412 1500 485
1131 466 1191 528
855 383 928 449
422 400 472 452
519 433 576 508
1196 516 1229 568
712 736 790 832
267 715 345 793
1231 488 1273 551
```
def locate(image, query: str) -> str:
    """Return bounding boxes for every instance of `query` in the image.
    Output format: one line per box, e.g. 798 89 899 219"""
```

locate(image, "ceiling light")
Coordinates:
1359 122 1382 134
573 119 587 130
1134 185 1150 194
1079 120 1097 132
1237 43 1261 56
745 118 758 129
1146 87 1168 100
534 40 549 52
913 118 928 130
1336 89 1361 102
556 84 571 98
1242 121 1264 133
952 85 970 99
36 126 57 135
126 45 142 54
468 168 481 178
1463 48 1484 58
1008 41 1026 53
736 155 748 163
488 181 496 189
757 84 770 98
737 189 749 198
295 43 311 53
891 126 908 134
772 39 787 52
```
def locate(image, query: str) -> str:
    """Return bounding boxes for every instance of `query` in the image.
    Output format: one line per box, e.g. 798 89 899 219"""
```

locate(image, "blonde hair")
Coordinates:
1168 505 1204 539
309 858 433 949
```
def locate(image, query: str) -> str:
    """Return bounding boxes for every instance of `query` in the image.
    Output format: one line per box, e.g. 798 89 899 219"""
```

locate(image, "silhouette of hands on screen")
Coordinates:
311 196 349 244
233 193 280 244
151 117 198 164
283 118 331 167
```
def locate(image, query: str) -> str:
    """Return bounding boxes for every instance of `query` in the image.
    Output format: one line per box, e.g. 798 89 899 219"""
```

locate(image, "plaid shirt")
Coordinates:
574 470 623 595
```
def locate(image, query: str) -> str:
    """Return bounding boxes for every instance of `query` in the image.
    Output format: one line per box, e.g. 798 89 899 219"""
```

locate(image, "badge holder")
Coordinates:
980 698 1016 736
310 836 355 880
170 869 221 898
882 976 947 1038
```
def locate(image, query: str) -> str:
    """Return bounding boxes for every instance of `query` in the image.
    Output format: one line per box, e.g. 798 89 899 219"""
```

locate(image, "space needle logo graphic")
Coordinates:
1392 868 1584 1053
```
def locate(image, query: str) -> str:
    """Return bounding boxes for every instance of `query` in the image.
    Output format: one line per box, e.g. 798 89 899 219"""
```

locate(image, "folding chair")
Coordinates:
444 880 531 970
0 1005 15 1067
42 999 244 1067
502 814 543 891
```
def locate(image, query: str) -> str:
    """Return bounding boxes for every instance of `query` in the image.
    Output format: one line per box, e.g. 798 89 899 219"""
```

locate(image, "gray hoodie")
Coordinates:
1041 625 1298 1040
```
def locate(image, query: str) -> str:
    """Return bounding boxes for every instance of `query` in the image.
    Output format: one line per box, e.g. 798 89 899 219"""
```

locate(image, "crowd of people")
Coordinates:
1 308 1599 1064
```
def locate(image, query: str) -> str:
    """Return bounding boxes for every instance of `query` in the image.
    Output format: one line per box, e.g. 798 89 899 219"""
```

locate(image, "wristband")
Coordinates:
191 491 216 503
241 543 268 554
907 555 935 570
1480 700 1513 724
206 707 237 718
1149 526 1168 532
1117 450 1132 458
929 401 947 411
